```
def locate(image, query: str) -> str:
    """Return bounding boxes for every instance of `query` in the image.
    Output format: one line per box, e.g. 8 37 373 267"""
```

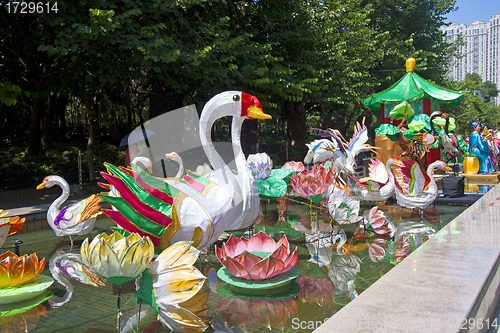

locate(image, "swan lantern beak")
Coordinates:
247 105 271 120
443 166 453 172
36 182 45 190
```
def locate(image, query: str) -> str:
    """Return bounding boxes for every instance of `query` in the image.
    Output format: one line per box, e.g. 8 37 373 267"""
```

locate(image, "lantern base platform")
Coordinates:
0 290 52 317
459 172 500 184
217 267 300 297
218 281 300 299
0 275 54 304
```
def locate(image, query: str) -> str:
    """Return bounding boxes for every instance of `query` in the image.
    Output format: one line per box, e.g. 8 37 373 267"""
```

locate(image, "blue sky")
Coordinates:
446 0 500 24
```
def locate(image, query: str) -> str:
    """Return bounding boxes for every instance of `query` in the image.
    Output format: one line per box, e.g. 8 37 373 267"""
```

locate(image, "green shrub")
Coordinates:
0 142 125 190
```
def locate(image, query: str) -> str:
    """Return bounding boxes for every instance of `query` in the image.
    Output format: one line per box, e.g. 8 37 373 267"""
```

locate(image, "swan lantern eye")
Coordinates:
232 95 240 102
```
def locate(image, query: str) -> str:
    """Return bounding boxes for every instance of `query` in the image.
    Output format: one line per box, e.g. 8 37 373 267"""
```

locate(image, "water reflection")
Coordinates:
295 275 335 307
5 193 467 332
388 220 437 264
328 255 362 299
0 290 51 333
48 246 106 308
215 296 299 332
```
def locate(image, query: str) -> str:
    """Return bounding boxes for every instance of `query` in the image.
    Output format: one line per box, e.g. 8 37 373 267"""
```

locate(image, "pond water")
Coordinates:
0 194 472 333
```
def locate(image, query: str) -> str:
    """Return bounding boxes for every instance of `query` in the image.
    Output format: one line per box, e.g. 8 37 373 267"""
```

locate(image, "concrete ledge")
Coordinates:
314 183 500 333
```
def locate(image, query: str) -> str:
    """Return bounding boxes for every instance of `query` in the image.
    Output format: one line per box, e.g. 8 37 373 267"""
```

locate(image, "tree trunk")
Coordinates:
85 99 97 183
284 100 308 147
42 92 66 149
26 61 48 156
26 94 46 156
54 94 68 141
126 80 133 131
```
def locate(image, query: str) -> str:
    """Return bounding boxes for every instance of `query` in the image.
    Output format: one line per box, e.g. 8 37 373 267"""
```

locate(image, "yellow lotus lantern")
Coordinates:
81 232 154 330
0 252 45 288
81 232 154 286
147 241 208 332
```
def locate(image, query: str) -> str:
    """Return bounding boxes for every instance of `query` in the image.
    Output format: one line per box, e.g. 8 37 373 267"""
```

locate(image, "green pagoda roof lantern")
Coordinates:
364 58 465 109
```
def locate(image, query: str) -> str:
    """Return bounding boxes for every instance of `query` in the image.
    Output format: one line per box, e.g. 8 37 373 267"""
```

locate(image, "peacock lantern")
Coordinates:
306 118 377 177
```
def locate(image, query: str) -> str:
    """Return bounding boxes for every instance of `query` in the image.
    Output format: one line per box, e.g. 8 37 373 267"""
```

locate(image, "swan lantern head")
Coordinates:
239 92 270 120
36 175 66 190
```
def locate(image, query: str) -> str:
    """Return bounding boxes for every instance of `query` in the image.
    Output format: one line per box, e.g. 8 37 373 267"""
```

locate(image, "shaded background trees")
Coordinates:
0 0 464 189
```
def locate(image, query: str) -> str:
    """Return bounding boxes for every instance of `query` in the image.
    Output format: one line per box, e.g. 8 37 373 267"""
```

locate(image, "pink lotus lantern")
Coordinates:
290 165 335 197
282 161 305 172
215 231 298 280
355 206 395 237
290 165 336 206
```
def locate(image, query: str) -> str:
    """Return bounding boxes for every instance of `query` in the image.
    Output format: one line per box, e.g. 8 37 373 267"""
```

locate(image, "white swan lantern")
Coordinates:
37 176 102 246
99 91 271 249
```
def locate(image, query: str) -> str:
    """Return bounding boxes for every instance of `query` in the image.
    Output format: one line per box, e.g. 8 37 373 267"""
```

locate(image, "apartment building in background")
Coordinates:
441 12 500 105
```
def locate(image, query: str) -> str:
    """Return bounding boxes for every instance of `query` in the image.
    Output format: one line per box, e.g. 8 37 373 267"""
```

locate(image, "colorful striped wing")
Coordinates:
394 160 430 196
99 163 179 247
180 169 217 196
54 195 102 229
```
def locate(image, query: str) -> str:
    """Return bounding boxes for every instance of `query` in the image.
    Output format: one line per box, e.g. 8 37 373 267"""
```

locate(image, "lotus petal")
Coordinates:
226 257 247 279
214 245 227 267
275 236 290 255
246 231 276 253
179 282 210 318
249 255 285 279
151 241 199 274
119 240 146 277
270 244 289 263
282 161 304 172
233 251 263 274
154 265 206 305
282 248 298 272
222 234 248 257
157 303 208 333
99 238 121 277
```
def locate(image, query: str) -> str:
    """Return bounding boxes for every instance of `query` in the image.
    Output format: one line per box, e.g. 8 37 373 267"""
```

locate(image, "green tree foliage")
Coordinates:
480 81 499 101
360 0 458 86
442 76 500 135
0 0 461 186
462 73 499 102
